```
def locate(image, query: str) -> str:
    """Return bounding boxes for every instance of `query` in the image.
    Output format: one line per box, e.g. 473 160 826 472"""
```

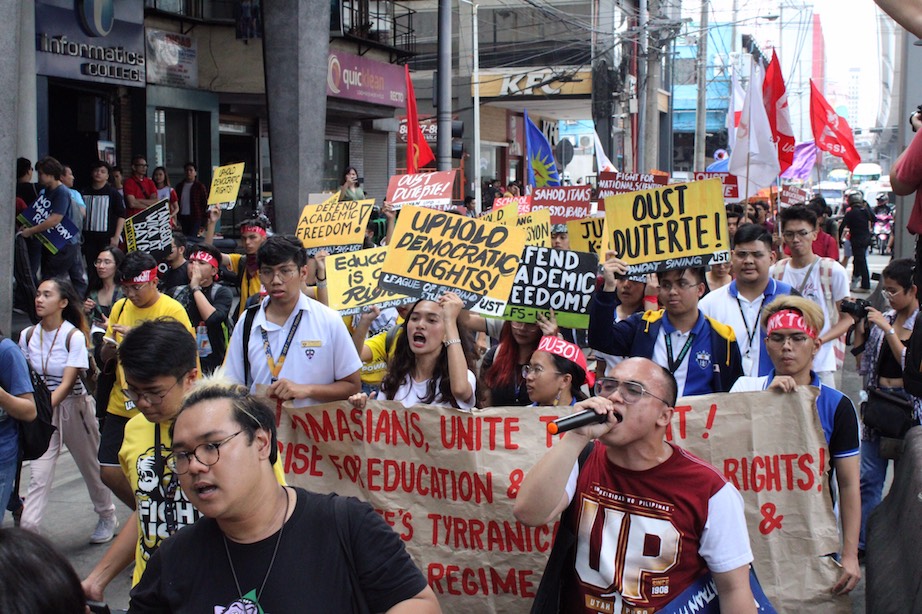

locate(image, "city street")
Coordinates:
0 252 891 612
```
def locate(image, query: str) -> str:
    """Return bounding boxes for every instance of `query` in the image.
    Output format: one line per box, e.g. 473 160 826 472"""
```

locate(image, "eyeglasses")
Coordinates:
258 266 299 282
766 333 812 346
121 282 152 296
659 279 699 292
733 250 768 261
882 288 905 300
167 430 243 474
522 364 562 378
594 377 670 405
122 375 185 406
782 229 813 240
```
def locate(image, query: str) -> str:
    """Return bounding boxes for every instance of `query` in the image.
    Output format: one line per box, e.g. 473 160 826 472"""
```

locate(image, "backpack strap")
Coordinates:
241 304 259 387
771 258 788 281
64 328 78 352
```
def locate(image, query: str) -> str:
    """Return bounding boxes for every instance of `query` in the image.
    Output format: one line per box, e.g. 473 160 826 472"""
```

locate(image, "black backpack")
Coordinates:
903 311 922 398
4 332 56 461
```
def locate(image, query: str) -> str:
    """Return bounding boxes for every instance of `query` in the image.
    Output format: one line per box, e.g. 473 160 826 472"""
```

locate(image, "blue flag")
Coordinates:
524 109 560 187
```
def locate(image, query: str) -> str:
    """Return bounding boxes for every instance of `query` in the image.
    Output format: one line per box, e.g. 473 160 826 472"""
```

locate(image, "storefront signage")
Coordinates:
146 28 197 88
35 0 145 87
477 69 592 98
327 49 406 107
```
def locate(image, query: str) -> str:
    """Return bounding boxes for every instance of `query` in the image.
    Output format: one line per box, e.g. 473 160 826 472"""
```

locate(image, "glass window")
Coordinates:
323 140 349 192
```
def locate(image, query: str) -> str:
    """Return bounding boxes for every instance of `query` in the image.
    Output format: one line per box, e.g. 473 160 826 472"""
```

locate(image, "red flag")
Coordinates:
809 80 861 171
405 65 434 173
762 53 795 173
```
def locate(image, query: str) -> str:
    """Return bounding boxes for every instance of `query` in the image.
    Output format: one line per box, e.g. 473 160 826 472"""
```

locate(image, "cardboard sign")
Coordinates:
386 170 457 210
667 389 849 613
481 208 551 248
531 185 593 223
603 179 730 275
503 246 599 328
596 172 669 211
277 389 842 613
327 246 414 315
123 199 172 262
492 195 532 214
566 215 610 256
692 171 740 200
17 196 81 255
379 205 526 316
207 162 245 208
780 185 810 208
295 198 375 256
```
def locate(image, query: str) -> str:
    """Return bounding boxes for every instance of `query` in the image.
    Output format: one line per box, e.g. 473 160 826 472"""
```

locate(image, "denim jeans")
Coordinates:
0 456 17 525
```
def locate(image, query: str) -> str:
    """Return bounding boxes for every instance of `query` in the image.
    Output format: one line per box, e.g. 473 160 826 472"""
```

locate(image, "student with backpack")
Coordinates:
0 331 36 525
771 205 856 387
18 277 117 543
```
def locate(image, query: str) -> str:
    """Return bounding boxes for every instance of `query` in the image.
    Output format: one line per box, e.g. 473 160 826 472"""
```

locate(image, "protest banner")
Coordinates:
386 170 457 210
779 185 810 208
379 205 526 316
17 196 81 255
596 171 669 211
277 388 841 613
692 171 740 200
326 246 414 315
603 178 730 276
566 215 610 256
531 185 593 223
492 195 532 214
295 198 375 255
481 207 551 248
123 199 173 264
503 246 598 328
666 389 850 613
207 162 245 209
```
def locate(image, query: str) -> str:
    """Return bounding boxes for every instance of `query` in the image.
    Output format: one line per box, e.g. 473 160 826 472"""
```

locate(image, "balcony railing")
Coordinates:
334 0 416 59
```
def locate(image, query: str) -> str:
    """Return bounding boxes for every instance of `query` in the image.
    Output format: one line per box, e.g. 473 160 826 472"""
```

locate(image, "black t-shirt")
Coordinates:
480 344 531 406
129 488 428 613
16 181 40 206
843 206 874 245
81 184 127 238
160 261 190 293
171 283 234 374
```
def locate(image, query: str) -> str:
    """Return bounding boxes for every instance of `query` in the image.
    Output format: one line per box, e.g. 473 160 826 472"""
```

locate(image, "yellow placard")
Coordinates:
481 206 550 247
207 163 245 206
295 198 375 255
566 215 610 256
379 205 527 316
327 246 412 315
603 178 729 275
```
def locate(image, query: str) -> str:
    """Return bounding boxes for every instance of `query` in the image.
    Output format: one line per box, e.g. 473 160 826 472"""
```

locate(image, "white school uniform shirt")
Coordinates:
391 371 477 411
771 258 849 373
700 282 766 377
652 327 692 396
224 294 362 408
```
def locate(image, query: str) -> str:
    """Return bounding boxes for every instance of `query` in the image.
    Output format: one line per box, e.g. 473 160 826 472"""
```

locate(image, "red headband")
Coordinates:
537 335 595 388
126 267 158 285
241 225 267 237
188 250 219 269
766 309 818 339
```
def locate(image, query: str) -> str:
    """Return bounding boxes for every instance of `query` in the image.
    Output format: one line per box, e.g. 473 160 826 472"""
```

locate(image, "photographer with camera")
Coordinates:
853 258 921 559
771 205 856 387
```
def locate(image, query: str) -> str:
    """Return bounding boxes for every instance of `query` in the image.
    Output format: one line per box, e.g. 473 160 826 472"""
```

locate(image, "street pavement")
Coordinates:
1 252 892 612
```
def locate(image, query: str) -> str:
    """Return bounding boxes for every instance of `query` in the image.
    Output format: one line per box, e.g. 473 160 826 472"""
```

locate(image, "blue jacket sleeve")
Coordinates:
588 291 639 356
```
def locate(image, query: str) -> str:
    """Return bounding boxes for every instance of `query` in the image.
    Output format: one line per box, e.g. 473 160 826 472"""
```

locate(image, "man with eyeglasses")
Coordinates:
588 253 743 396
700 225 794 377
730 295 862 596
515 357 756 613
97 251 195 507
123 155 159 217
224 234 362 407
771 205 854 388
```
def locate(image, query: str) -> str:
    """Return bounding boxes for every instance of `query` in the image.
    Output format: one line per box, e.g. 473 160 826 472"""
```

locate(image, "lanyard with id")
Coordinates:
665 331 696 373
736 297 764 375
260 310 304 382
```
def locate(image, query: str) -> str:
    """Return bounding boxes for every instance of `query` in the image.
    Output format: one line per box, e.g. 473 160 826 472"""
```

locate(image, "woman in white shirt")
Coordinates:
18 278 117 542
349 293 477 411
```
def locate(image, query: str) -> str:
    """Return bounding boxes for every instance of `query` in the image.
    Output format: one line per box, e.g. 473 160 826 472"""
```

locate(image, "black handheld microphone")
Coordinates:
547 409 621 435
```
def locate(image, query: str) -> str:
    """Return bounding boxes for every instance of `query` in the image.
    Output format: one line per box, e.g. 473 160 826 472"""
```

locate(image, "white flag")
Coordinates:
726 67 745 149
728 62 780 198
593 129 617 172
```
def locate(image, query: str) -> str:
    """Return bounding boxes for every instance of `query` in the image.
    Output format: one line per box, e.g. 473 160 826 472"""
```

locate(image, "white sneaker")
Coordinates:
90 515 119 544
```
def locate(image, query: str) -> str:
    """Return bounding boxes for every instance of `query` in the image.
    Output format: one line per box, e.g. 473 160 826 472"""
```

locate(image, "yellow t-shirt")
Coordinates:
361 320 404 386
119 414 287 585
105 296 195 419
228 253 262 316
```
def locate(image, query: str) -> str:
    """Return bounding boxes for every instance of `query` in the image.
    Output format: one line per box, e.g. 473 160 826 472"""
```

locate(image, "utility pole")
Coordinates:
693 0 709 170
637 0 648 172
642 0 661 172
436 0 452 171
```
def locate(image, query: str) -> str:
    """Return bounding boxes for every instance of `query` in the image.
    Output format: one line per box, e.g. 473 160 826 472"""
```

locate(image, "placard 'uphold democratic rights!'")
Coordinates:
604 178 729 275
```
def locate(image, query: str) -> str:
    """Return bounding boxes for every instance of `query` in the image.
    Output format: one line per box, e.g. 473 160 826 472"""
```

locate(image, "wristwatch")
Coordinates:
887 327 896 336
443 338 462 347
